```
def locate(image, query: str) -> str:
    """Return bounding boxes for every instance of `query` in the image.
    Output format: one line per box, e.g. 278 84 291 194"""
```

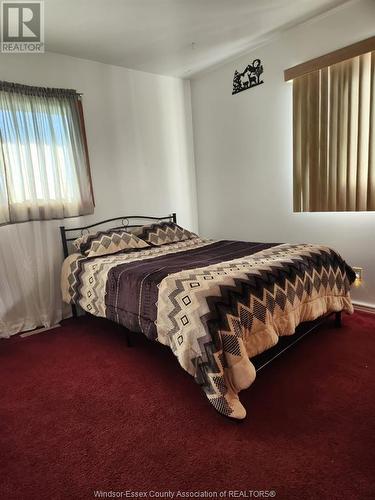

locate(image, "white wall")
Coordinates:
191 0 375 308
0 51 198 230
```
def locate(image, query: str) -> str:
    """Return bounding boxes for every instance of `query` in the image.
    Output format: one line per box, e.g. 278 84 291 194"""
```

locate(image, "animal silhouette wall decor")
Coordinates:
232 59 264 95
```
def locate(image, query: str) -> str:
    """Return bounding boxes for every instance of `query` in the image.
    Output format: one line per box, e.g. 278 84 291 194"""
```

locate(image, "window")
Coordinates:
286 38 375 212
0 82 94 224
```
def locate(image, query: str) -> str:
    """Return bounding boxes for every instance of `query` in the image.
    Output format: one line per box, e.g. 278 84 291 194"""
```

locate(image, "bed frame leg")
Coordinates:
335 311 342 327
125 330 132 347
71 304 78 318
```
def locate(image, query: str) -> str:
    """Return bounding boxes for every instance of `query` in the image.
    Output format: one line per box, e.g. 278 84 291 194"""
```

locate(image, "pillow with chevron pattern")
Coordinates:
73 229 149 257
132 222 197 246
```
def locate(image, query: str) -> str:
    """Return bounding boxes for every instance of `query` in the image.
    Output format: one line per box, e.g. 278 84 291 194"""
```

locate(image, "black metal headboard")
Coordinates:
59 213 177 258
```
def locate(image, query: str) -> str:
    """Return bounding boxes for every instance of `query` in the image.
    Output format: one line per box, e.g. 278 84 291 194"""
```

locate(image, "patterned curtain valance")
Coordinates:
0 81 80 99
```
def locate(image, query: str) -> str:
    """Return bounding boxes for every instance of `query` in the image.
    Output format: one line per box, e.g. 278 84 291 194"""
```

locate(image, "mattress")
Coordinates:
61 237 355 419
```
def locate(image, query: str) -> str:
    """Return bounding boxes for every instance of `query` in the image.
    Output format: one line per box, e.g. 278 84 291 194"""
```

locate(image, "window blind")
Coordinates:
293 51 375 211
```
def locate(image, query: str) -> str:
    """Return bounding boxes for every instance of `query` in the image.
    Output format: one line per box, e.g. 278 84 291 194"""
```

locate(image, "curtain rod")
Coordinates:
0 80 84 98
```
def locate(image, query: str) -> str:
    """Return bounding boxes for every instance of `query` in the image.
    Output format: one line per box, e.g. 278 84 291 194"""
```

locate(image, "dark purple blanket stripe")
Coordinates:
105 240 278 337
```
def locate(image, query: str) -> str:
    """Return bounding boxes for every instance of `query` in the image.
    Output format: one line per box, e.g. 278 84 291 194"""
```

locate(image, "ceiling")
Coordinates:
44 0 351 77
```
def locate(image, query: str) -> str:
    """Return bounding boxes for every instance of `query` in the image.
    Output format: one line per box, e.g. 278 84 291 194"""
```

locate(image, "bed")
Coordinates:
60 214 355 419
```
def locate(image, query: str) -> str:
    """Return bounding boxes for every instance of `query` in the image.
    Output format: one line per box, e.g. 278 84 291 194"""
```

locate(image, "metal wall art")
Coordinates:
232 59 264 95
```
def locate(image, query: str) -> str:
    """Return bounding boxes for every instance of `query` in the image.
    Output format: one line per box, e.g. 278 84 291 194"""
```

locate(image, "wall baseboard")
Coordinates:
352 301 375 315
20 324 61 338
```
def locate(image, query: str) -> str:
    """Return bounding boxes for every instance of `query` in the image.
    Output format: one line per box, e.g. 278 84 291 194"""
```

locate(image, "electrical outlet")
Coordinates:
352 267 363 287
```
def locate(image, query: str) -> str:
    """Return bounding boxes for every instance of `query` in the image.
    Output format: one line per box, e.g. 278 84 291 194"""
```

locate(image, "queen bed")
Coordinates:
60 214 355 419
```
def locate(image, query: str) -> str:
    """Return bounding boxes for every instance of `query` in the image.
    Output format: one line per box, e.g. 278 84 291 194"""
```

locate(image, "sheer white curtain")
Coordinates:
0 81 93 337
0 220 70 338
0 82 94 223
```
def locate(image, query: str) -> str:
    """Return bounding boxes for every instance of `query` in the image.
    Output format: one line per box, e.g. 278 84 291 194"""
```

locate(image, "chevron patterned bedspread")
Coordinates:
61 238 355 419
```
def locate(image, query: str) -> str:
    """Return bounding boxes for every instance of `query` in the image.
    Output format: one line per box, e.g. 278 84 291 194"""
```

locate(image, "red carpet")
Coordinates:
1 311 374 500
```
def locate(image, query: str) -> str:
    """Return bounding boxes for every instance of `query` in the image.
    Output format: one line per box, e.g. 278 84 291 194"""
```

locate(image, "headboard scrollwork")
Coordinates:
59 212 177 259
